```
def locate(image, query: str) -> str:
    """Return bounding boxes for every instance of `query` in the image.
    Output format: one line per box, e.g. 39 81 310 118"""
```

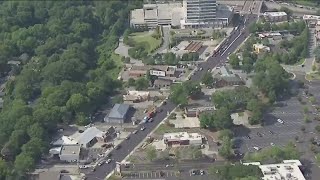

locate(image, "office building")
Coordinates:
181 0 217 28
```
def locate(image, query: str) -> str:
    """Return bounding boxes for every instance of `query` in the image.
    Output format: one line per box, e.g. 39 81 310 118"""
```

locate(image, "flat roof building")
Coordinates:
59 144 81 162
263 12 287 22
130 3 183 29
105 104 131 124
163 132 203 147
244 160 306 180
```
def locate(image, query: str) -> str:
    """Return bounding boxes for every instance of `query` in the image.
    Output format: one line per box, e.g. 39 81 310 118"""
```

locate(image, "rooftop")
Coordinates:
264 11 287 17
51 135 77 146
60 144 81 156
154 78 173 86
75 127 103 145
244 160 305 180
163 132 202 141
108 103 130 119
303 14 320 21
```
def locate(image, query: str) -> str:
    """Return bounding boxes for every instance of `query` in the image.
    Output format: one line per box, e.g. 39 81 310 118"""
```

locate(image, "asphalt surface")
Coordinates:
85 14 258 180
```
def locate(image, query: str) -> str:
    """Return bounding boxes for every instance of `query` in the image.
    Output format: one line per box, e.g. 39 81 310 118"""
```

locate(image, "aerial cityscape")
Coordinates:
0 0 320 180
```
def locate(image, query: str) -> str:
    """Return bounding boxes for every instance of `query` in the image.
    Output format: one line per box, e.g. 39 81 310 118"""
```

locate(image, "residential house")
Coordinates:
184 107 199 118
213 66 244 87
105 104 131 124
123 90 150 103
153 78 173 88
75 127 107 147
163 132 203 147
59 144 81 162
253 43 270 54
128 65 149 78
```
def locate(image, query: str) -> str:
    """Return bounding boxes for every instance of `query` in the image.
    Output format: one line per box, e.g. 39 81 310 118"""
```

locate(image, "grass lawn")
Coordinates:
154 123 181 135
295 0 318 7
107 52 123 79
306 72 320 80
129 31 162 53
294 58 305 66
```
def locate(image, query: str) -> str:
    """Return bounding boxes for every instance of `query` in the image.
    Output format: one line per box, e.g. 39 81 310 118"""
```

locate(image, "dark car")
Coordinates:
269 130 274 135
257 132 263 137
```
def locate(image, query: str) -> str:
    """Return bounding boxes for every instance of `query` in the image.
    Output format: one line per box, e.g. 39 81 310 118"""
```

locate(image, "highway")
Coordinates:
85 14 258 180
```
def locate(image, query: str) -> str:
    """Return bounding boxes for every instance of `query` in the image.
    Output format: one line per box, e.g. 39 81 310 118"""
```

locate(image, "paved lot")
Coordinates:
123 171 176 179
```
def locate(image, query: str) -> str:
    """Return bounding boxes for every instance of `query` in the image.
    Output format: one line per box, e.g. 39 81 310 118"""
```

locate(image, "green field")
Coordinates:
129 31 162 53
295 0 319 7
107 52 123 79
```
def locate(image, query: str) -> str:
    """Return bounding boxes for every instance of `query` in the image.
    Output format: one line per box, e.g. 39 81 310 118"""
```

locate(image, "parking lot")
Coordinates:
234 96 307 153
123 171 177 179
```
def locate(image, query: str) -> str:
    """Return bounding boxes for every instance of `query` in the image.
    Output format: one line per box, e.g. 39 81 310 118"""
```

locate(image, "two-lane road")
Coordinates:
86 14 258 180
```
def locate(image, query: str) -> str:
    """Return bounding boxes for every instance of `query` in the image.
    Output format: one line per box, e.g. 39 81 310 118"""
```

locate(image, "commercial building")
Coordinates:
105 104 131 124
181 0 217 28
130 3 183 29
59 144 81 162
128 65 176 78
130 1 233 29
153 78 173 88
263 12 287 22
244 160 306 180
123 90 150 103
163 132 203 147
75 127 107 147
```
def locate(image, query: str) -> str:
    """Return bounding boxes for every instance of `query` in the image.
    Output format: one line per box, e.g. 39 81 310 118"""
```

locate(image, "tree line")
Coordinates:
0 1 143 179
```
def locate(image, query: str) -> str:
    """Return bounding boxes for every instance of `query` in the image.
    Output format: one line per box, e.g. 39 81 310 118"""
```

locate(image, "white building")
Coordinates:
163 132 203 147
59 144 81 162
243 160 306 180
130 3 183 29
263 12 287 22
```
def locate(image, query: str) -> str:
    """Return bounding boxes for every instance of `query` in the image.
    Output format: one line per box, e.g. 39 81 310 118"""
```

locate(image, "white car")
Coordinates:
79 165 88 169
140 126 146 131
277 119 284 124
270 143 275 146
106 159 112 164
253 146 260 151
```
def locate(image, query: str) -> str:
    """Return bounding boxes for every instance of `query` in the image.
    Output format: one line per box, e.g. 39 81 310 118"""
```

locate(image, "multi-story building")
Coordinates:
181 0 217 28
263 12 287 22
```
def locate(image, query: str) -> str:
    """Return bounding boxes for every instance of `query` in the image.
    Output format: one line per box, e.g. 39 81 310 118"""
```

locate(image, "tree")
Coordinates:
0 158 8 179
314 46 320 62
279 7 292 19
209 164 262 180
218 129 233 140
14 153 35 175
127 78 136 86
229 53 240 69
201 72 214 87
66 93 90 113
219 136 233 159
146 146 157 161
135 77 149 90
315 125 320 133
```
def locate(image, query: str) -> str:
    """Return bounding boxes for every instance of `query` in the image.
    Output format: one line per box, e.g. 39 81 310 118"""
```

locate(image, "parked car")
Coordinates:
277 118 284 124
79 165 88 169
140 126 146 131
106 159 112 164
133 130 138 134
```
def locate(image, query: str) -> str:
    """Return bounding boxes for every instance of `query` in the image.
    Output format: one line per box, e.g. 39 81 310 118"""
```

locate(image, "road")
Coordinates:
264 1 318 15
85 14 258 180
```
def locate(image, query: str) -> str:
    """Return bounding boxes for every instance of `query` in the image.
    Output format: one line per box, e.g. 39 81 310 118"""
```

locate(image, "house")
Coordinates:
263 12 287 22
38 171 61 180
59 144 81 162
153 78 173 88
75 127 106 147
213 66 244 87
214 75 244 87
184 107 199 117
123 90 150 103
105 104 131 124
253 43 270 54
163 132 203 147
128 65 149 78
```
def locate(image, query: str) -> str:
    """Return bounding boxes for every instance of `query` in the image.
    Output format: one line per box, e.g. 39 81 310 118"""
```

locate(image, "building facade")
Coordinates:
263 12 287 22
163 132 203 147
181 0 217 28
